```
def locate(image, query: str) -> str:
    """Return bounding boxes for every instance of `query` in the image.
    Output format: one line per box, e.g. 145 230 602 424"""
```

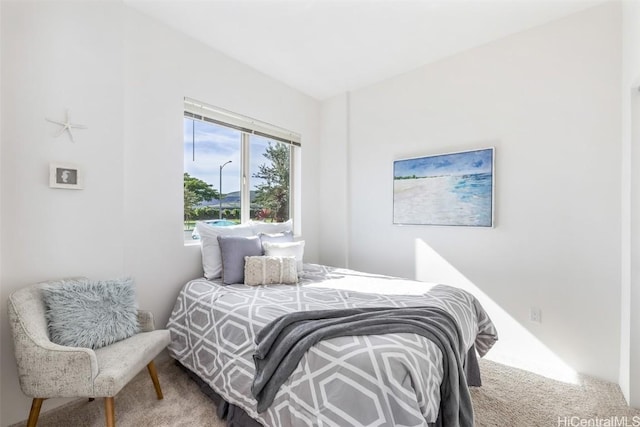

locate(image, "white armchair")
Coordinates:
8 280 171 427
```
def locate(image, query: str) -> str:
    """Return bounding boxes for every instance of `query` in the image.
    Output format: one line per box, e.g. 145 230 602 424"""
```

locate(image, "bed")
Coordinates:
167 263 498 427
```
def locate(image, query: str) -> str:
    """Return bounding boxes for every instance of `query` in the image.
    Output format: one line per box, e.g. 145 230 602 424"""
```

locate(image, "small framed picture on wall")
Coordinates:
49 163 84 190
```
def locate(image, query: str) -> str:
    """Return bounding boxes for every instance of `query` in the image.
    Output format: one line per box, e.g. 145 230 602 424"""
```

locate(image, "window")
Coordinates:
183 98 300 242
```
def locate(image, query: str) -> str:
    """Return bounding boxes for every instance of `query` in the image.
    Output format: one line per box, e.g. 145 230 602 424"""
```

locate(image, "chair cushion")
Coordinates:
42 278 140 349
93 329 171 397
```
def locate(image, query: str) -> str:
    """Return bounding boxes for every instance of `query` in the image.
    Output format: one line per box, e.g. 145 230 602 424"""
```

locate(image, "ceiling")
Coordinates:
125 0 606 100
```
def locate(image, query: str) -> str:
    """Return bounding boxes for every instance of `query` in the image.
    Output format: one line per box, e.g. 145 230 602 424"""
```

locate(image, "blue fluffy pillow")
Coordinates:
42 278 140 349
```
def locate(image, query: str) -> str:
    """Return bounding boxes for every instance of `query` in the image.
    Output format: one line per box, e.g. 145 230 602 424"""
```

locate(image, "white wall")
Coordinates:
0 2 320 426
319 93 349 267
0 3 126 424
320 3 622 383
621 0 640 408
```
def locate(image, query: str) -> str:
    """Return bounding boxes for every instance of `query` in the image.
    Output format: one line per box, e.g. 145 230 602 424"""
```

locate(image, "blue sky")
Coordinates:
183 118 272 193
394 148 493 178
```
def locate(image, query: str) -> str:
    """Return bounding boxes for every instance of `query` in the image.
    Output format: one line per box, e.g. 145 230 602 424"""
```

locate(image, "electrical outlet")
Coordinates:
529 307 542 323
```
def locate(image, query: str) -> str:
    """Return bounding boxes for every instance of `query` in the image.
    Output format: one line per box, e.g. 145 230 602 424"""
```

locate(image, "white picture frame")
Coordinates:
49 163 84 190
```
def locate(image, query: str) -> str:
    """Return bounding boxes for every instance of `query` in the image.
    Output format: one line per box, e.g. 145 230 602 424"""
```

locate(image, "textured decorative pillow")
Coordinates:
244 256 298 286
248 219 293 235
258 231 294 246
218 235 263 285
197 222 254 279
262 240 305 272
42 278 139 349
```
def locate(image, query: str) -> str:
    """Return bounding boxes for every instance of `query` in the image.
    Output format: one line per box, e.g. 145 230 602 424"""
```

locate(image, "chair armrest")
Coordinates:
19 342 98 398
8 299 99 397
137 310 155 332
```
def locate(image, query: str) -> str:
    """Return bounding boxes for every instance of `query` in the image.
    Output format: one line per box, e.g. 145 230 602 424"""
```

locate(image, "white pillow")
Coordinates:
244 256 298 286
262 240 305 272
248 219 293 235
197 222 253 279
258 231 294 246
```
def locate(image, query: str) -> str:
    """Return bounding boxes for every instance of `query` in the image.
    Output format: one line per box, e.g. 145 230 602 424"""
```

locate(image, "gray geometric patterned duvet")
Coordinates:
167 264 498 427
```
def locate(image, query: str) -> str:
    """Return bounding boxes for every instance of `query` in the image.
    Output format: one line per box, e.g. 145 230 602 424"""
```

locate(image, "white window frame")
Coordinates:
184 97 300 225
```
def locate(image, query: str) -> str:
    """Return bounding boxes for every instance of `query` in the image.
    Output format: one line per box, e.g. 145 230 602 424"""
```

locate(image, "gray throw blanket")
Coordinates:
251 306 474 427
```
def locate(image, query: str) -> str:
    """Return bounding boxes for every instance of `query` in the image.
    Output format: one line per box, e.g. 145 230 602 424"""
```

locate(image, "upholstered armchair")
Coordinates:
8 280 172 427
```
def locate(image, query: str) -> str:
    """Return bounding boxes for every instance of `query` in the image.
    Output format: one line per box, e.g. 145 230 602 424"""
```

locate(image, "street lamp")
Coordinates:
219 160 232 219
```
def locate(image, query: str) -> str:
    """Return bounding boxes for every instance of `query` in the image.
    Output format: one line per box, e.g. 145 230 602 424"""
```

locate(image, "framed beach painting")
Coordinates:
393 147 494 227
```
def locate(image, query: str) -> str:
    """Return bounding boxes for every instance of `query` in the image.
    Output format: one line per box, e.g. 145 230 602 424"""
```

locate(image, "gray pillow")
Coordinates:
42 278 140 349
218 235 263 284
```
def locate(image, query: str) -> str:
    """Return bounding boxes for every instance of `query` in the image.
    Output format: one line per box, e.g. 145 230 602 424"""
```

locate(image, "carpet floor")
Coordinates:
11 355 640 427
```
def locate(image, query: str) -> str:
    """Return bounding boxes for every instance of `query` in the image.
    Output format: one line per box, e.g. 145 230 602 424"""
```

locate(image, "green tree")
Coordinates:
184 173 219 221
184 188 199 223
252 143 290 222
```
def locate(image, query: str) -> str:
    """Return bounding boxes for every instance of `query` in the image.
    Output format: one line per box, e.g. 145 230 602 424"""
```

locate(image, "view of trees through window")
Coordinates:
183 116 292 241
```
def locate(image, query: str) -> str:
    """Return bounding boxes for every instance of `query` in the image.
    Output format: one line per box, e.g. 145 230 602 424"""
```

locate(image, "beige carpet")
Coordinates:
12 356 640 427
471 359 640 427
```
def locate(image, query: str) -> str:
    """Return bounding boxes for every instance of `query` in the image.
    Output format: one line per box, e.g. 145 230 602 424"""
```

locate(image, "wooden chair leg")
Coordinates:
27 398 44 427
147 360 163 400
104 397 115 427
